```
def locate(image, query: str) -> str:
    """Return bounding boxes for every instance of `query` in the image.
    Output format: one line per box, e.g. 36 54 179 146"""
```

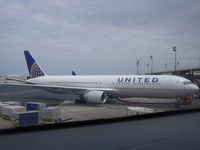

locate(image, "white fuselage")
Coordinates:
28 75 199 99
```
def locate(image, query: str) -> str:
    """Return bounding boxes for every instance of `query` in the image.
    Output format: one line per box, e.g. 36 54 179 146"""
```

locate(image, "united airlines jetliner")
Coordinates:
4 50 200 104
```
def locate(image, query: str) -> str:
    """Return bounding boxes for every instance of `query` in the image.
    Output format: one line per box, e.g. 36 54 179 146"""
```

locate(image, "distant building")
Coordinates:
146 67 200 82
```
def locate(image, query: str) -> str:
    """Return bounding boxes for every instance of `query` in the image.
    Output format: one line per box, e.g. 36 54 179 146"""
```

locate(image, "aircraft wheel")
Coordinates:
75 99 86 104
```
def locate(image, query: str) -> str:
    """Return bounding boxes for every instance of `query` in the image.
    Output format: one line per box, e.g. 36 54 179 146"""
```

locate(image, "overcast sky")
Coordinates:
0 0 200 75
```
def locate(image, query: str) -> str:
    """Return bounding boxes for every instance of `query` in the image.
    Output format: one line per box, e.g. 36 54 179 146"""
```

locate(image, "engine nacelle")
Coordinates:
83 91 107 104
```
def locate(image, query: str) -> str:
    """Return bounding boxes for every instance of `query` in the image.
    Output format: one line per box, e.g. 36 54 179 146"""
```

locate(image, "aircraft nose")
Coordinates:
185 84 199 95
191 84 199 93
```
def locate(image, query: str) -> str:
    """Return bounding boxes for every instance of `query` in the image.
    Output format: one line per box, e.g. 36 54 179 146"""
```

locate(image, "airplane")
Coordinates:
2 50 199 104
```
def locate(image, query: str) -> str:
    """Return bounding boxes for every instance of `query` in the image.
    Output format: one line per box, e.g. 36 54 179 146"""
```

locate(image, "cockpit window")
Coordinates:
183 81 192 85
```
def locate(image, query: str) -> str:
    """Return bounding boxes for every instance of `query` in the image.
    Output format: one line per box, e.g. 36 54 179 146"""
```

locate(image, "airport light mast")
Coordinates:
136 60 140 75
173 46 177 71
164 63 167 71
146 63 149 74
199 57 200 66
150 55 153 74
177 61 180 70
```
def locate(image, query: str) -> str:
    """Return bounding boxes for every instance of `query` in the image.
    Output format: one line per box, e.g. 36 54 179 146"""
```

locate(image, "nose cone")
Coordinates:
185 84 199 95
190 84 199 93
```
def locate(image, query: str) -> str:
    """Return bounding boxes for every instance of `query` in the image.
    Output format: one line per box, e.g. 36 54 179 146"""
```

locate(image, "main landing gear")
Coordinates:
75 95 86 104
75 99 86 104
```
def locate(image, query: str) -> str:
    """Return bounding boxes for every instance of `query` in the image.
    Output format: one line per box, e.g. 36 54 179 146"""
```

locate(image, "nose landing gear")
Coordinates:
182 96 193 105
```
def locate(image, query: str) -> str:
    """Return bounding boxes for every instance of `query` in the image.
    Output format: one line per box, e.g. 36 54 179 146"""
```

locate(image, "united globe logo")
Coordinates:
30 62 44 78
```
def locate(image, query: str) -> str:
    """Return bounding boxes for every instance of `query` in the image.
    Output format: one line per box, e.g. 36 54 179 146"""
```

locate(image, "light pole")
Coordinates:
146 63 149 74
150 55 153 74
173 46 177 71
199 57 200 66
177 61 180 69
164 63 167 71
136 60 140 75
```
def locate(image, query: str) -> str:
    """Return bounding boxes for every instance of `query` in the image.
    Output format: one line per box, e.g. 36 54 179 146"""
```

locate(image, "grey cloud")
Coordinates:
0 0 200 75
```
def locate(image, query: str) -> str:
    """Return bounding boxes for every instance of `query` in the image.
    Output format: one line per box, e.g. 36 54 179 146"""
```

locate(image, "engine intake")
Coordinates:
83 91 107 104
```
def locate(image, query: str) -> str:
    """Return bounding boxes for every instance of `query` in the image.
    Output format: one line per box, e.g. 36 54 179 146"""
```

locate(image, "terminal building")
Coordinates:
146 67 200 87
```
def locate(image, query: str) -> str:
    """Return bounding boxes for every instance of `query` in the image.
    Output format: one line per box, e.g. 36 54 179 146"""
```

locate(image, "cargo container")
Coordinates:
3 101 21 106
0 103 9 115
1 105 26 119
13 111 39 127
127 107 156 116
26 102 46 111
42 106 61 122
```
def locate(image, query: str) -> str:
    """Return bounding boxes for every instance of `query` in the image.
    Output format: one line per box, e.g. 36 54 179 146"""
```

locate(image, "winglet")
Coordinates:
24 50 46 78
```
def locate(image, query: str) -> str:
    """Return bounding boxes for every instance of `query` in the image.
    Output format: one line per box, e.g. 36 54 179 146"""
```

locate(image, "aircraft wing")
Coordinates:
0 82 117 95
5 77 27 82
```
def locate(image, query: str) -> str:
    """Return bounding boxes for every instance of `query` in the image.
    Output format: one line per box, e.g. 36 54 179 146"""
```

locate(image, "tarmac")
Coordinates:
2 111 200 150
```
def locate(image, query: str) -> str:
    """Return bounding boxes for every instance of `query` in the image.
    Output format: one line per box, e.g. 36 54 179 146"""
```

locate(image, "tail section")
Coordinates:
24 50 46 78
72 71 76 76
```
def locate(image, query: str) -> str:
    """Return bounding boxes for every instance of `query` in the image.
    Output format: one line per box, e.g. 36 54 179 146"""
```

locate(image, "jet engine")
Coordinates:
83 91 107 104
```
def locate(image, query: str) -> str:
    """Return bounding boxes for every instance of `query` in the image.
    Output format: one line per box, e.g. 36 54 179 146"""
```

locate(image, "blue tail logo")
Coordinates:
72 71 76 76
24 50 46 78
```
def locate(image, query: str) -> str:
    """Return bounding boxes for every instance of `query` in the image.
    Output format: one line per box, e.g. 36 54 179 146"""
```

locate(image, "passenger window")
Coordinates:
183 81 192 85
